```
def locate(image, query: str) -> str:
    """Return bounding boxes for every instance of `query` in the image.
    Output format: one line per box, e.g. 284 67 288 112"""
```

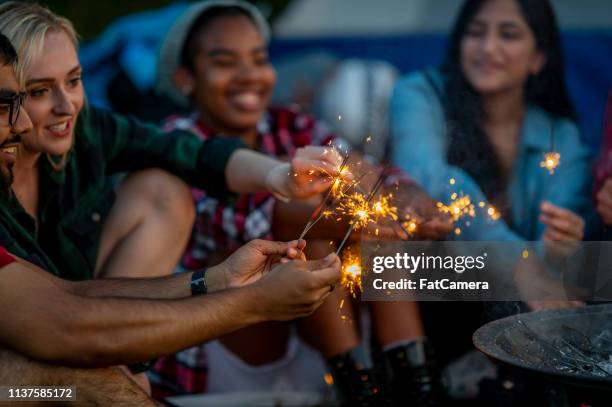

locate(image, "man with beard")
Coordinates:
0 33 340 405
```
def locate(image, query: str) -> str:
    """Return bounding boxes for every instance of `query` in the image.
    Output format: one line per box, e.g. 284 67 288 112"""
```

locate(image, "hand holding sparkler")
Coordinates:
540 200 584 261
251 253 341 320
266 146 352 201
392 184 455 239
214 239 307 290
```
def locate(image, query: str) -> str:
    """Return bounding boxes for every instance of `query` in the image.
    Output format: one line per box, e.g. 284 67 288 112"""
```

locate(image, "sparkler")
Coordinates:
297 154 351 241
436 194 476 222
335 169 388 255
540 152 561 175
541 122 560 174
340 246 362 297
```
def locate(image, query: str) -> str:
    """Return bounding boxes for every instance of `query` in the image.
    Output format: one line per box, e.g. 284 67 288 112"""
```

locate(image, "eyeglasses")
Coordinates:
0 92 26 127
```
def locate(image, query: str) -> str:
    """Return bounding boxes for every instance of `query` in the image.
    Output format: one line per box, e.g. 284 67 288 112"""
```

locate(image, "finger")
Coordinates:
312 264 342 287
539 215 574 234
249 239 293 256
540 201 575 220
304 253 339 272
544 219 583 240
298 146 343 167
296 239 307 250
286 239 307 259
286 248 307 261
292 157 340 178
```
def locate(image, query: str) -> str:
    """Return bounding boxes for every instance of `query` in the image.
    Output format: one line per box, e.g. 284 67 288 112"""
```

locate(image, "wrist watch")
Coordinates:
191 269 208 295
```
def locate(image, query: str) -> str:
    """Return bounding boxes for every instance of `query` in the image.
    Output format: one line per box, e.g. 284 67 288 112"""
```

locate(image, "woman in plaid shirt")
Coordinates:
153 2 451 405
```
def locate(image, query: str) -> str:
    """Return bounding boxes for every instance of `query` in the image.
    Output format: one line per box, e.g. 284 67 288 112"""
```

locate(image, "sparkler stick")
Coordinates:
335 169 388 255
541 121 560 174
297 154 350 241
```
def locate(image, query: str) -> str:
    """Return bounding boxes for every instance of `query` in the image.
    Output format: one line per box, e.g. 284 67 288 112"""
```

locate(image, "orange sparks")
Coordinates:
437 194 475 222
341 248 362 297
337 193 376 230
540 152 560 175
487 206 501 220
372 194 398 221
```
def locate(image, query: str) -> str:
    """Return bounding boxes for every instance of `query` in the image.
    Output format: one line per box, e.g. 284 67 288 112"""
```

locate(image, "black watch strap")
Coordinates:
191 269 207 296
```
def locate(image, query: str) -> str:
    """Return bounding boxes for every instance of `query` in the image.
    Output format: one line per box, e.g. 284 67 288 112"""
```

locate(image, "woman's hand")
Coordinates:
540 201 584 259
540 201 584 241
265 146 352 201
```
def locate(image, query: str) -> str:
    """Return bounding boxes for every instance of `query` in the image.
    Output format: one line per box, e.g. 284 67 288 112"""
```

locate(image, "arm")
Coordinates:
93 108 342 199
0 249 339 367
0 347 155 405
0 261 261 367
41 239 307 299
390 73 524 242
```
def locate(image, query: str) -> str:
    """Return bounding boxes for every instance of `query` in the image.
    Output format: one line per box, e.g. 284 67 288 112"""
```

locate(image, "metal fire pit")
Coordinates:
473 304 612 405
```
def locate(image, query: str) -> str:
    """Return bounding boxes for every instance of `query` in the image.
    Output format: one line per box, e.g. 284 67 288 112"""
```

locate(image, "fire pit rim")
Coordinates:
473 303 612 389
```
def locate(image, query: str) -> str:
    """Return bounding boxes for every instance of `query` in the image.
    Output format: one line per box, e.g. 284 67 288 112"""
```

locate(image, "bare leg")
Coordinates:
298 239 360 358
369 301 425 346
0 346 156 406
95 169 195 278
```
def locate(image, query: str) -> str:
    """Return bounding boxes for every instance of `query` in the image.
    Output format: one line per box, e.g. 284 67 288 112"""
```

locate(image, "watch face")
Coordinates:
191 269 207 295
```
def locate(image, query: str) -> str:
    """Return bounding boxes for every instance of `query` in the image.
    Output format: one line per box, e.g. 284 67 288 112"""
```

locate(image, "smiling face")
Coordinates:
460 0 545 96
22 29 83 157
0 62 31 192
179 15 276 137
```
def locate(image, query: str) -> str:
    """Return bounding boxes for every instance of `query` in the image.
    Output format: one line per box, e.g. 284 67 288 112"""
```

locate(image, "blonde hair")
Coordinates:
0 1 79 87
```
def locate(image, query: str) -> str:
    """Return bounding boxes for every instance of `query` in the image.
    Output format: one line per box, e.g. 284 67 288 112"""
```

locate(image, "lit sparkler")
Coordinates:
437 194 476 222
335 169 388 255
401 214 419 236
341 247 362 297
487 205 501 220
297 154 351 240
540 152 560 175
541 122 561 175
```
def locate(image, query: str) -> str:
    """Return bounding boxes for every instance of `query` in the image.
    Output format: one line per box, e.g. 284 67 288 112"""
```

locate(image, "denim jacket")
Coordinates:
390 69 593 242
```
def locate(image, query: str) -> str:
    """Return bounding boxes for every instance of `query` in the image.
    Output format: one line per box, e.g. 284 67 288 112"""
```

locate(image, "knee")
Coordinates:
124 169 195 230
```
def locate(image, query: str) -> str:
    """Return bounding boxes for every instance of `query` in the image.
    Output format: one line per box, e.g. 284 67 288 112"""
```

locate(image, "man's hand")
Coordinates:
207 239 307 291
250 253 341 321
265 146 351 201
596 178 612 225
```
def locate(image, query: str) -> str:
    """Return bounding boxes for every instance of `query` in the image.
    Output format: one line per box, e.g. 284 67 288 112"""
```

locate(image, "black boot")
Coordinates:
383 339 448 406
327 347 388 407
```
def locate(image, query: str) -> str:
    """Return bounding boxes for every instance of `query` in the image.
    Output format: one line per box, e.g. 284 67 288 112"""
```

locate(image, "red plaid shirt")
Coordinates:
151 106 414 397
169 107 336 272
151 106 335 396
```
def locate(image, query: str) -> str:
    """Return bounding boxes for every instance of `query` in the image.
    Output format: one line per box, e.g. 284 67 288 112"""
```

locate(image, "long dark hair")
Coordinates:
441 0 576 202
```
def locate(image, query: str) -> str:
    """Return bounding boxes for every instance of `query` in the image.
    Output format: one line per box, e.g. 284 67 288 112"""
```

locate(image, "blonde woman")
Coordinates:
0 1 344 282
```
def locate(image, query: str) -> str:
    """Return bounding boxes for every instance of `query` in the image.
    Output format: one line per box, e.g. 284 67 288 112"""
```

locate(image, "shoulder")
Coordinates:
393 68 444 99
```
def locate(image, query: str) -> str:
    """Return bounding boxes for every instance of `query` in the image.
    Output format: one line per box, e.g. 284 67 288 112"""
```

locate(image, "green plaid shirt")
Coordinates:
0 107 243 280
